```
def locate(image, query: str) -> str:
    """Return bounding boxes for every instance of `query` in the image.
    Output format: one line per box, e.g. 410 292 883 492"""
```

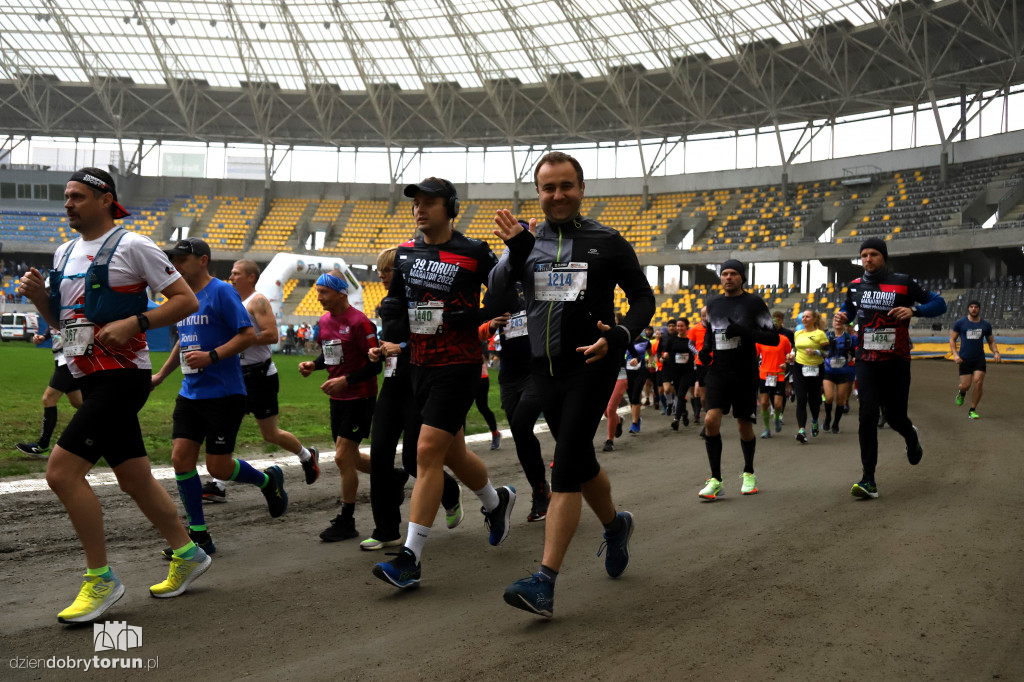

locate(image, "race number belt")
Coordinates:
322 339 344 366
764 374 778 387
62 320 94 357
534 262 588 302
829 356 847 368
863 328 896 351
504 312 528 339
409 301 444 335
383 355 398 378
801 365 819 377
714 330 740 350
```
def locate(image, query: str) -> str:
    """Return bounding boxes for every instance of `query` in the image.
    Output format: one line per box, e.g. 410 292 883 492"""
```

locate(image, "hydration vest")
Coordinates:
49 227 150 325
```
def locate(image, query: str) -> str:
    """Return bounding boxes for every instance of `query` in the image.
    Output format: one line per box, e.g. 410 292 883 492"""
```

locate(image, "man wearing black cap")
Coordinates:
372 177 516 590
697 259 779 501
153 237 287 555
17 168 208 623
835 238 946 499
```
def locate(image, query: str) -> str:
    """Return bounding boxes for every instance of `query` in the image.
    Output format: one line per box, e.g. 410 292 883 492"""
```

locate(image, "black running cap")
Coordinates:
165 237 211 259
403 178 453 198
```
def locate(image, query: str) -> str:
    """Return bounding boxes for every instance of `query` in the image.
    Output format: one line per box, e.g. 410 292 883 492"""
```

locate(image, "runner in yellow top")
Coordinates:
791 310 828 443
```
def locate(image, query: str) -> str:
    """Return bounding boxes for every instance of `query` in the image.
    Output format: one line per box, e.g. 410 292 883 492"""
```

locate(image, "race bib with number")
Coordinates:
714 330 740 350
863 328 896 351
801 365 819 377
180 344 202 375
617 368 628 381
965 329 983 340
675 352 690 364
504 312 528 339
830 356 847 368
383 355 398 378
764 374 778 387
534 262 588 302
409 301 444 335
322 339 344 366
62 321 95 357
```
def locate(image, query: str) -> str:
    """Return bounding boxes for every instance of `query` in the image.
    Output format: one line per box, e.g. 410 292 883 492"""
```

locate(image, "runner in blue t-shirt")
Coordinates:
950 300 1001 419
152 238 288 557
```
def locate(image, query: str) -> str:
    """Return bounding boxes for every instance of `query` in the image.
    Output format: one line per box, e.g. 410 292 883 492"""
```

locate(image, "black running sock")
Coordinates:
705 434 723 481
340 501 355 521
39 406 57 449
832 407 844 429
824 402 833 424
603 513 625 534
538 564 558 582
740 437 756 474
691 397 701 417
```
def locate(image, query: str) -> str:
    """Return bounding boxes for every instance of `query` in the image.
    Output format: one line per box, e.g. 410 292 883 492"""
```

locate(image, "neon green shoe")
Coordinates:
740 472 758 495
698 477 723 501
968 409 979 420
851 480 879 499
445 485 465 529
149 547 211 598
57 573 125 624
955 392 964 406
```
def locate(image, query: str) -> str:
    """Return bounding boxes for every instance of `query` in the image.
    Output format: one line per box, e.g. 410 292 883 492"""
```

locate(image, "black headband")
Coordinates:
68 171 131 219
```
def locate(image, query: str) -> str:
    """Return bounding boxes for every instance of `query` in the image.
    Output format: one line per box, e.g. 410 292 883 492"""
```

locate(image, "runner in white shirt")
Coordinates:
18 167 209 625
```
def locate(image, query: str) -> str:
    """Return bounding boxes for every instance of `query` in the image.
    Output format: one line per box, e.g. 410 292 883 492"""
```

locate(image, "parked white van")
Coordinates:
0 312 40 342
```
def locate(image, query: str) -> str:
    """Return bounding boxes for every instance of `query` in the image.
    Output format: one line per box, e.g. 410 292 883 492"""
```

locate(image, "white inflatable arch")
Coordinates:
255 252 365 323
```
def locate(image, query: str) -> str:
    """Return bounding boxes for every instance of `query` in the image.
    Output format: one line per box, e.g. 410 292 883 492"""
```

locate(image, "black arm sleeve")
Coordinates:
345 360 383 385
610 233 655 350
312 353 327 371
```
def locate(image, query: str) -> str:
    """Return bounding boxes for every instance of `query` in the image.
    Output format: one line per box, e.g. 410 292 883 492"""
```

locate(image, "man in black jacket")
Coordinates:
491 152 655 618
697 260 779 501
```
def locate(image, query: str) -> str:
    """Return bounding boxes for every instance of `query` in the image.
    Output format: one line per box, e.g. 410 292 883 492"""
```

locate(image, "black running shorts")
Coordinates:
758 377 787 397
705 372 759 423
243 368 280 420
57 369 151 467
330 396 375 443
48 362 79 394
411 363 479 435
695 364 709 386
172 394 246 455
958 357 986 376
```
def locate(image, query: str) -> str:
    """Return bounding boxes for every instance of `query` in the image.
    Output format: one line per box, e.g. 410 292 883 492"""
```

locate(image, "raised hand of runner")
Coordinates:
887 306 914 321
576 320 611 364
298 360 316 377
493 209 536 242
833 311 848 325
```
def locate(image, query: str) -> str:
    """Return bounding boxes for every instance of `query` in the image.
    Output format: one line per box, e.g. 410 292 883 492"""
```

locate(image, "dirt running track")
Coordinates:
2 360 1022 681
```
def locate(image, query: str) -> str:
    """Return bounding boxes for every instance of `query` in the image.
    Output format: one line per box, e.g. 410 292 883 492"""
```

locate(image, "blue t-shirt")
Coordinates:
176 278 251 400
952 317 992 360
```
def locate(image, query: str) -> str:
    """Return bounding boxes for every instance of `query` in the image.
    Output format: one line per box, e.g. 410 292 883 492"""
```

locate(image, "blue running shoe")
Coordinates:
482 486 516 546
503 573 554 618
597 511 634 578
372 547 421 590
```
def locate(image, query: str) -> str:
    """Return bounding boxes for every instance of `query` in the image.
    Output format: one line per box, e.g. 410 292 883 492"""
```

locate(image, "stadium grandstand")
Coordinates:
2 0 1023 337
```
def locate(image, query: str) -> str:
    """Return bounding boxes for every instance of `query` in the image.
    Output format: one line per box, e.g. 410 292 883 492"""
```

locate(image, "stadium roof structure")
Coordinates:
1 0 1021 153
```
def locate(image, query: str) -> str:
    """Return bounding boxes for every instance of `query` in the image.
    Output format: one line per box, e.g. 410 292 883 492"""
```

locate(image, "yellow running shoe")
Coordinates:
57 574 125 624
149 547 211 598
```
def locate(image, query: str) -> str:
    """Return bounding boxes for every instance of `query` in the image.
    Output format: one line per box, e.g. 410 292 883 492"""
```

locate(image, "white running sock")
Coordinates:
474 481 500 512
405 523 430 562
211 478 226 490
296 446 312 462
